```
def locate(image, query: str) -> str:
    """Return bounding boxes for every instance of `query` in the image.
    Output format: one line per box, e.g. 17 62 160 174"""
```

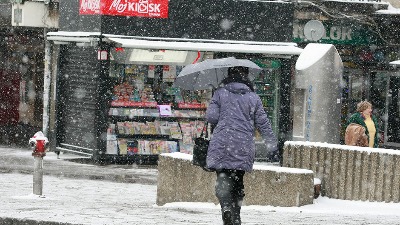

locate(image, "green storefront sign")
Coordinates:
293 20 382 46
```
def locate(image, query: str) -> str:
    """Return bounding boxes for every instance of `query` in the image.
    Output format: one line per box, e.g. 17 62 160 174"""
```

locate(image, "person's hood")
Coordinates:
223 82 252 94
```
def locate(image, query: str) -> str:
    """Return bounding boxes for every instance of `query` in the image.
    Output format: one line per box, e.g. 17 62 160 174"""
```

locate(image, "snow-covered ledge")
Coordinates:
283 141 400 203
156 152 314 207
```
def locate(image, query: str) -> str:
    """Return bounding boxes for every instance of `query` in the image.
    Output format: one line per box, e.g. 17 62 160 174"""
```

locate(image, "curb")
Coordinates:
0 217 80 225
0 169 157 185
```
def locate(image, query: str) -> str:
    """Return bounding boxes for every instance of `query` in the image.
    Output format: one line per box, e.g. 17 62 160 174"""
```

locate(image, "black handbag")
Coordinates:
192 122 213 171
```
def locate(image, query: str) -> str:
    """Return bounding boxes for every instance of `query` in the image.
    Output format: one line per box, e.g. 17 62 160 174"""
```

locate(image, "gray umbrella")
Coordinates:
174 57 262 90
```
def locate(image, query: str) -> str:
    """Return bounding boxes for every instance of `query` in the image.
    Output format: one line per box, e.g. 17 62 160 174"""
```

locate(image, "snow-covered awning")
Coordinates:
103 35 303 55
46 32 303 55
46 31 101 43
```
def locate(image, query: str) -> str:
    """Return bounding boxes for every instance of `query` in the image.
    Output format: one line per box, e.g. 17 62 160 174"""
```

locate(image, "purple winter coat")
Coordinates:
205 82 278 172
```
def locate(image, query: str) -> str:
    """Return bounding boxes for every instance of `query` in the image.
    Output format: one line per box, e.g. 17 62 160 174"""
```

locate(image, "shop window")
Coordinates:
386 76 400 144
370 71 389 129
107 59 211 157
347 69 366 113
106 52 283 159
370 72 400 147
108 63 210 107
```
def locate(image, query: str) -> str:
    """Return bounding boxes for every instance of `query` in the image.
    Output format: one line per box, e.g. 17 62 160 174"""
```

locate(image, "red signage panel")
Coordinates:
79 0 169 18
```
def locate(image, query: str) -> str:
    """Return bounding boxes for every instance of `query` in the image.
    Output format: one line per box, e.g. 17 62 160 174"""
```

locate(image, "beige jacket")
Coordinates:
345 123 369 147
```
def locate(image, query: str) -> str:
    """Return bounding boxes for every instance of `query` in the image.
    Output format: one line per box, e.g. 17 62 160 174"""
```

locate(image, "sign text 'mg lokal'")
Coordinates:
79 0 169 18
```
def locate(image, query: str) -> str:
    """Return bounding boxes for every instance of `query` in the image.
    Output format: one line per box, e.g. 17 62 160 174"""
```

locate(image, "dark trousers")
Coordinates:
215 169 245 225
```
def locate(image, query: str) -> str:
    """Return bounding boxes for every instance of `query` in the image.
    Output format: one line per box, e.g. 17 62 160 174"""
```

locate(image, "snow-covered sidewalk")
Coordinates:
1 172 400 225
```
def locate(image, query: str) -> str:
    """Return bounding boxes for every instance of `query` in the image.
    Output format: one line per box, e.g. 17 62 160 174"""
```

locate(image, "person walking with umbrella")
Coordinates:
205 66 278 225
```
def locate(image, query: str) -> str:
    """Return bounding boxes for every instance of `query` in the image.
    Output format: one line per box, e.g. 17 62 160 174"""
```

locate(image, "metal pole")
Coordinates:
33 156 44 196
43 28 51 137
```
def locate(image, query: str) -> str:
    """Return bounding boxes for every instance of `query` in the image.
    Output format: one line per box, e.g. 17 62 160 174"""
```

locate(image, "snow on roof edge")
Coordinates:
375 1 400 14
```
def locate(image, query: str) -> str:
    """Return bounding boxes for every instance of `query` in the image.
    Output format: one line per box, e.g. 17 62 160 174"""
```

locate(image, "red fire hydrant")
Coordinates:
29 131 49 196
30 131 49 157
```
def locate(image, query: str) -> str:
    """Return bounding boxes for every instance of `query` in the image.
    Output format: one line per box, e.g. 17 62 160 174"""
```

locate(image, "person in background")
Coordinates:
345 122 369 147
346 100 379 148
205 66 278 225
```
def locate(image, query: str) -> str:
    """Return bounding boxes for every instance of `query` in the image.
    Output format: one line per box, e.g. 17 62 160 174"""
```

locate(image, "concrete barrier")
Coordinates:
282 141 400 203
156 153 314 207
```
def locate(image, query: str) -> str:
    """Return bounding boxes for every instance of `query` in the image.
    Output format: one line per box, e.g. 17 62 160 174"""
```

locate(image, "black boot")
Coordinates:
222 206 233 225
216 170 244 225
232 196 243 225
232 205 241 224
216 171 234 225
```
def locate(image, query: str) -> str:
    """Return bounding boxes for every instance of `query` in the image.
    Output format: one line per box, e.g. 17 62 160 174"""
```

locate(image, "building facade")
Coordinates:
45 0 400 164
6 0 399 156
0 1 57 145
47 0 303 163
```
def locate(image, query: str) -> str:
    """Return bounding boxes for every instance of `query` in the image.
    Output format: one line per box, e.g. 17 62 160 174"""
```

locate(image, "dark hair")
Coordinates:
222 66 254 91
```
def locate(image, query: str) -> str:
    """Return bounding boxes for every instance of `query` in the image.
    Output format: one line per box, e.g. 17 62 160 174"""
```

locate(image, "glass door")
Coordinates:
385 75 400 148
370 71 400 149
253 59 281 134
347 69 367 113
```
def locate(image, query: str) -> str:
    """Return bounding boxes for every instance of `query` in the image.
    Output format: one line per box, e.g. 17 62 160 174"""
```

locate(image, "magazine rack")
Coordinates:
107 105 206 165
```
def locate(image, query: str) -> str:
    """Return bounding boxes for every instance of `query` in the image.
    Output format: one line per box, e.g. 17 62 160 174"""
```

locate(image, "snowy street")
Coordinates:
2 173 400 225
1 146 400 225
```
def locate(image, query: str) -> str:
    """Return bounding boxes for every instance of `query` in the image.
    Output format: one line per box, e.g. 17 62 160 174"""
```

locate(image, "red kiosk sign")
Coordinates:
79 0 169 18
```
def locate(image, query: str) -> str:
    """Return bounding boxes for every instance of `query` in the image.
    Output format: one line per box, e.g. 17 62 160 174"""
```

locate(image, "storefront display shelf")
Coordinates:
176 107 207 111
103 154 160 165
110 116 159 123
110 116 204 123
110 102 207 110
109 107 206 120
103 154 134 165
116 134 180 141
110 101 158 108
109 105 158 109
135 154 159 165
176 102 207 110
